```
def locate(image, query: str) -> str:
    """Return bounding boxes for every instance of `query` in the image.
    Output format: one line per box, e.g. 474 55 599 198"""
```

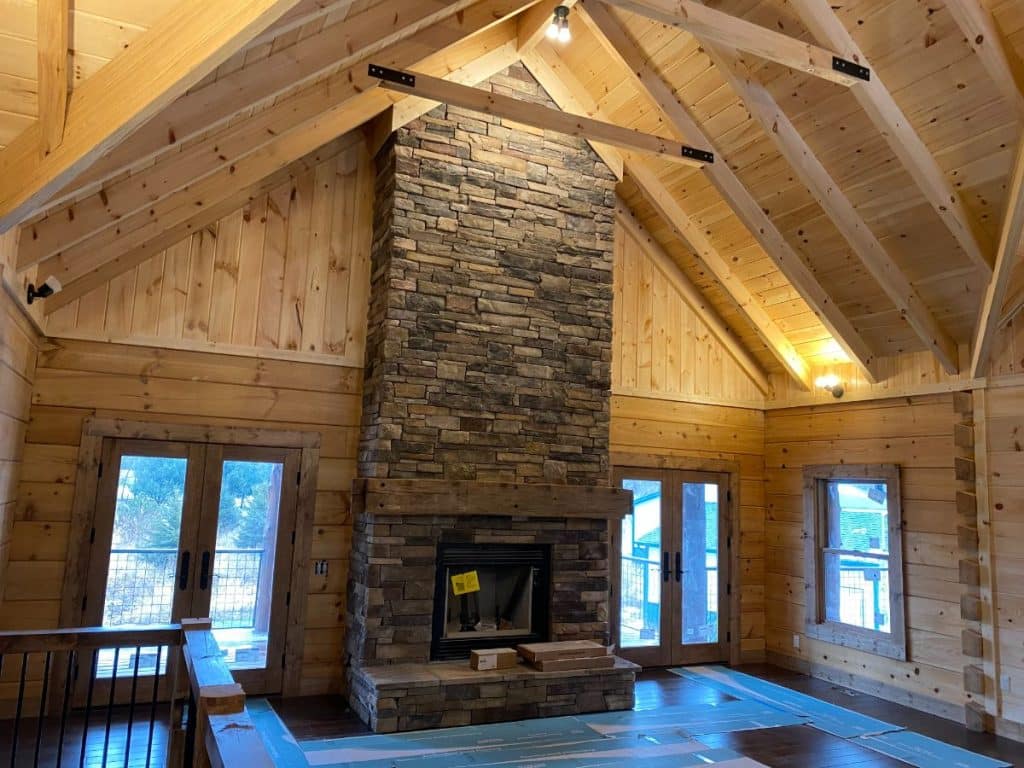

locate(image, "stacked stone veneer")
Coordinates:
345 66 630 729
358 63 618 485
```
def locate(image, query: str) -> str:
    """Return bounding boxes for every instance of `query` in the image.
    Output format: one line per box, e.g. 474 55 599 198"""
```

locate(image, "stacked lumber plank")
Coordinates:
516 641 615 672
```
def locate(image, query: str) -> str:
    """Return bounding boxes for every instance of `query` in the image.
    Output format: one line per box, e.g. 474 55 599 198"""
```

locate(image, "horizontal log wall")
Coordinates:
0 339 361 700
609 394 767 661
764 393 967 720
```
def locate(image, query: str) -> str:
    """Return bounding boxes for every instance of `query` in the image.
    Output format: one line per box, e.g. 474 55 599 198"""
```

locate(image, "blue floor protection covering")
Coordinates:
249 697 780 768
672 665 1012 768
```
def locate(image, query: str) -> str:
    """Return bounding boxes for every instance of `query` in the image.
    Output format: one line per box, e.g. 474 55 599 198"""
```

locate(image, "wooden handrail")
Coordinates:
0 624 183 654
180 618 273 768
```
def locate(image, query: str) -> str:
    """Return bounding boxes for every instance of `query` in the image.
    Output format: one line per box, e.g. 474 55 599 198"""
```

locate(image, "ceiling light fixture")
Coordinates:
546 5 571 43
814 374 844 399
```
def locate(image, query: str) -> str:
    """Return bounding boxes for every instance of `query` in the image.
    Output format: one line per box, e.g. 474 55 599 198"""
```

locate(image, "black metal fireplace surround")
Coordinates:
430 543 551 661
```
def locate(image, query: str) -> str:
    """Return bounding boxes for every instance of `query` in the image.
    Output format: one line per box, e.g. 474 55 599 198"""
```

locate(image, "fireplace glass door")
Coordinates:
431 544 550 660
613 467 731 667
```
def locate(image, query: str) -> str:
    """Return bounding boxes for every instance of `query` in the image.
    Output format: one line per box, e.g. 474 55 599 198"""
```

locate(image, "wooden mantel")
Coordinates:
353 478 632 520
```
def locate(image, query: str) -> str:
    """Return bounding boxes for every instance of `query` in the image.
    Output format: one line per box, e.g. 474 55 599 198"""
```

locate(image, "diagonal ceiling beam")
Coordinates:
788 0 993 274
0 0 307 233
21 0 489 240
689 13 961 374
616 205 772 394
944 0 1024 122
373 66 713 168
522 44 814 390
578 0 878 382
599 0 869 86
43 15 526 310
37 0 69 156
971 134 1024 376
18 0 531 272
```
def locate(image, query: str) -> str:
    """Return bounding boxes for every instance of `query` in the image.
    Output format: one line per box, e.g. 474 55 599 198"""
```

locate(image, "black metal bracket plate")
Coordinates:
832 56 870 82
682 145 715 164
369 64 415 87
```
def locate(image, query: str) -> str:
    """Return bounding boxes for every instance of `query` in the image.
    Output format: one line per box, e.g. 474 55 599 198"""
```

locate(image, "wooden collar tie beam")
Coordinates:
370 64 715 167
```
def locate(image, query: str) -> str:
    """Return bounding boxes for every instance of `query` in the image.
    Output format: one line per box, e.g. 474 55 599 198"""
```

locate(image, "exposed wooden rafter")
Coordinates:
43 10 529 311
37 0 69 156
372 65 714 168
691 19 961 374
0 0 307 233
19 0 533 273
599 0 869 86
971 136 1024 377
788 0 993 274
616 206 772 394
521 44 814 390
577 0 878 382
944 0 1024 122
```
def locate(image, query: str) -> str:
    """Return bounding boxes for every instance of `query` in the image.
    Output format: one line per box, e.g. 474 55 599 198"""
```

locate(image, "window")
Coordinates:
803 464 906 660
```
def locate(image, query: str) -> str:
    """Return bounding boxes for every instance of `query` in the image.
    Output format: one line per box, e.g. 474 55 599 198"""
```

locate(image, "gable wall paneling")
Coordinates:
44 136 374 369
611 218 766 408
610 395 767 661
0 339 362 706
764 394 968 720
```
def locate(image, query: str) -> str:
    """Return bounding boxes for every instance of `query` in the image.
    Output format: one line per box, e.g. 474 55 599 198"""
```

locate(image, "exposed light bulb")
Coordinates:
546 20 559 39
557 22 571 42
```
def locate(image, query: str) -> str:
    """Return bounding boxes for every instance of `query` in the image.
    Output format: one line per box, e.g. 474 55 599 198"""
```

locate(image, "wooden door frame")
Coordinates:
610 452 742 667
59 417 321 696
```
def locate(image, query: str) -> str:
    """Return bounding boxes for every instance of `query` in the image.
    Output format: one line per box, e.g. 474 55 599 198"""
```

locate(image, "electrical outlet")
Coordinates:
313 560 329 576
793 634 801 650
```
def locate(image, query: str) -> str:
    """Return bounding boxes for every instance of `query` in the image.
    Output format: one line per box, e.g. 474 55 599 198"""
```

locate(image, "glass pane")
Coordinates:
209 460 284 671
442 565 535 639
680 483 719 645
100 454 188 677
824 552 891 633
619 479 662 648
826 481 889 554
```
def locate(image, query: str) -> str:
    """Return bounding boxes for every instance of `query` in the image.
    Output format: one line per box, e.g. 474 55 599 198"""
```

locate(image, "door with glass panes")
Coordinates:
81 438 300 697
612 467 731 667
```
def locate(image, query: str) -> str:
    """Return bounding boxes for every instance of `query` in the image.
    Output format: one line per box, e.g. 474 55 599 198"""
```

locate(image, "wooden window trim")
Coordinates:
802 463 906 661
59 417 321 697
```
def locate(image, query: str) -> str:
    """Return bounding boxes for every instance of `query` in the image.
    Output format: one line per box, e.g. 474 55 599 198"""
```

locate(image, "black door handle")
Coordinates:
675 551 682 583
663 551 670 582
199 551 211 591
178 551 191 591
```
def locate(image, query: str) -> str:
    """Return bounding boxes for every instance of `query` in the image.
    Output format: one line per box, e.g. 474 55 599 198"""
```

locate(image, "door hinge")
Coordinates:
291 530 296 546
727 582 732 596
727 631 731 642
89 526 96 544
97 462 103 478
81 594 87 611
285 590 291 607
296 471 301 487
727 535 732 549
281 653 287 670
727 489 732 502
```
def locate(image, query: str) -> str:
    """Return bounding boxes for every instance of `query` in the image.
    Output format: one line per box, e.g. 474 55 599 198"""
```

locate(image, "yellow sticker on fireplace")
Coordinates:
451 571 481 595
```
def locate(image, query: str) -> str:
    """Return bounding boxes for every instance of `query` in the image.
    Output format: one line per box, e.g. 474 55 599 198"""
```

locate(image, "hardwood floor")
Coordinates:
270 664 1024 767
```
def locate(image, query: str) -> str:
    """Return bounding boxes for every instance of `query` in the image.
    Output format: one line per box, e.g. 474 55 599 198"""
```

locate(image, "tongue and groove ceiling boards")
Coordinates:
0 0 1023 392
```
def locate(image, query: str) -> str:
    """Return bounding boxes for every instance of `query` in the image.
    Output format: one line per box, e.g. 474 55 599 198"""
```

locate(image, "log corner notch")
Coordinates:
367 64 716 167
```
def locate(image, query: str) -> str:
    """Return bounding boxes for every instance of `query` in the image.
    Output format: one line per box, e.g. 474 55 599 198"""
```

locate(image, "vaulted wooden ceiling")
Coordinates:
1 0 1023 392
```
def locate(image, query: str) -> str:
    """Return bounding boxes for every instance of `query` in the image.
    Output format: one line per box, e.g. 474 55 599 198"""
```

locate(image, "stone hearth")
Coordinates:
344 65 634 732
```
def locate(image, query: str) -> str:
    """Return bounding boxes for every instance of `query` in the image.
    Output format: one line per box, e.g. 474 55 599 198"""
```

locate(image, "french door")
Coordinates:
613 467 731 667
80 437 300 697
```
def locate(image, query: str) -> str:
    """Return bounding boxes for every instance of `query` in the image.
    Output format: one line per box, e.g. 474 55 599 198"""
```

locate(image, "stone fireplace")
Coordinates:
345 65 636 732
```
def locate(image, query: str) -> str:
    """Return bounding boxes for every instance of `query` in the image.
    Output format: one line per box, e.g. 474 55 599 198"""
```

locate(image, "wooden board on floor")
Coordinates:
517 640 609 663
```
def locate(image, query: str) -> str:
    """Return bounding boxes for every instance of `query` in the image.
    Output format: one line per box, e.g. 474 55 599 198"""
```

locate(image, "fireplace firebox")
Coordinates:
430 543 551 661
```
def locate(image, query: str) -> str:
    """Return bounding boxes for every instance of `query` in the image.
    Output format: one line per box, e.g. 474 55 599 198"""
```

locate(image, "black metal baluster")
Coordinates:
123 647 142 768
11 653 28 768
32 651 52 767
183 688 196 768
144 646 162 768
101 648 120 767
56 650 75 768
79 649 98 768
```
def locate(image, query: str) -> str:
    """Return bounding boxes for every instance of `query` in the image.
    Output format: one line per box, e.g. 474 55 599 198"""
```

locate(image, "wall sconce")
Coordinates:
546 5 571 43
26 275 62 305
814 374 844 399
